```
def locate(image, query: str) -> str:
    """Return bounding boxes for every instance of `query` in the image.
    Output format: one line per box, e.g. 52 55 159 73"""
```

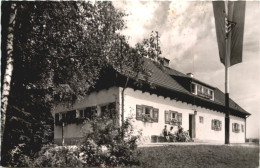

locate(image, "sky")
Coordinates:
113 1 260 139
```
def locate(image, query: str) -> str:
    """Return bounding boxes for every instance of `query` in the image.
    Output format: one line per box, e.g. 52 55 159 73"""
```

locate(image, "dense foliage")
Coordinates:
1 1 161 166
8 117 141 167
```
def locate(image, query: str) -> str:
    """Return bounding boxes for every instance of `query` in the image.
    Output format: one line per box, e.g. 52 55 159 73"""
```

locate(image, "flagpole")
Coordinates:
224 1 233 145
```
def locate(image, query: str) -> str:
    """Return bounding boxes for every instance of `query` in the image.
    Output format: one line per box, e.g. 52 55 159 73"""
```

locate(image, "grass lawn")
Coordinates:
134 145 259 168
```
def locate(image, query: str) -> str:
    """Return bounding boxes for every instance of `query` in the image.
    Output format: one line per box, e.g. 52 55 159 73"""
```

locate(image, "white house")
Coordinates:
52 58 250 145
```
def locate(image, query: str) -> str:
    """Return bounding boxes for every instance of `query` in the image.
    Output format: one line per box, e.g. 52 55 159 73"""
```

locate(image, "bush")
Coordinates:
28 116 141 167
80 116 141 167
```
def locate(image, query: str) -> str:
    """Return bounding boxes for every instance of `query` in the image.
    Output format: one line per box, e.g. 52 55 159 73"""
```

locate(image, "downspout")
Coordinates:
121 77 129 136
245 115 249 142
62 122 64 146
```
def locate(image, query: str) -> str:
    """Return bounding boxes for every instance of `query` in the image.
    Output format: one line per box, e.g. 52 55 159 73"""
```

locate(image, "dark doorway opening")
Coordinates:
189 114 195 139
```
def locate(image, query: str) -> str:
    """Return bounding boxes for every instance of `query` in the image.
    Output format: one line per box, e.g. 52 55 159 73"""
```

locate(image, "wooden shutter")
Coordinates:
136 105 143 120
165 111 170 124
219 121 222 131
177 113 182 125
153 108 159 122
211 120 214 130
232 123 235 132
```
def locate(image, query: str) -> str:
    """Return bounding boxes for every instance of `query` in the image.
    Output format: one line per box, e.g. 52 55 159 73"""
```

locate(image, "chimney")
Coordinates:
158 57 170 67
186 72 193 78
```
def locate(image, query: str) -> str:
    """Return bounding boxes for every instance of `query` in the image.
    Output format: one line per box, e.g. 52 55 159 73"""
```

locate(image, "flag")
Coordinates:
212 1 246 67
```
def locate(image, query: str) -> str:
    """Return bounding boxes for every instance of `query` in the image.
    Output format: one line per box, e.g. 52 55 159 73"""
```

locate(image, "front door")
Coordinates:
189 114 195 139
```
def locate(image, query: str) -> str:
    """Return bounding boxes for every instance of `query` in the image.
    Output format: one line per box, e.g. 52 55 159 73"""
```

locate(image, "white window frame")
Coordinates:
191 82 214 100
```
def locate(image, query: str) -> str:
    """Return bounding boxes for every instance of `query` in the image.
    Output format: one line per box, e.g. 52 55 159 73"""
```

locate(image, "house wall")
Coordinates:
52 86 119 145
120 87 246 144
52 86 246 145
230 116 246 143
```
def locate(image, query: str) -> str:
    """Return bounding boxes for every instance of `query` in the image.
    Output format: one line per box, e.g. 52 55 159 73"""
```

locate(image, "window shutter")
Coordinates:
177 113 182 125
136 105 143 120
219 121 222 131
76 110 80 118
238 124 240 133
153 108 159 122
165 111 170 124
232 123 235 132
211 120 214 130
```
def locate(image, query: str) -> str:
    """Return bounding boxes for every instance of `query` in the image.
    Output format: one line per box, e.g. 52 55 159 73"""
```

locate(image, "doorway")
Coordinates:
189 114 195 139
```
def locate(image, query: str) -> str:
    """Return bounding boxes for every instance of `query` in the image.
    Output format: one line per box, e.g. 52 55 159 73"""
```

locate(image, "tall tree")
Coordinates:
1 2 17 148
1 2 162 166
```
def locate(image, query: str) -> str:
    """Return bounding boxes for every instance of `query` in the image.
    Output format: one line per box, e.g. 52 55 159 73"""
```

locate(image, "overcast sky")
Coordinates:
114 1 260 138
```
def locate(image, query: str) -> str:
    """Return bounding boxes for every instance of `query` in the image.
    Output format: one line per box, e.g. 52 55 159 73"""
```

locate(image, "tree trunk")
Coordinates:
1 3 17 146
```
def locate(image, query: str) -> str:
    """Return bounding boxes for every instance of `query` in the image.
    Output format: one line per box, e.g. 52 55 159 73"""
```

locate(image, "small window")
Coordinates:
84 106 95 120
55 113 59 125
79 109 84 118
144 106 153 118
197 85 203 95
232 123 240 133
66 110 76 124
171 112 177 120
211 119 221 131
199 116 204 123
62 113 66 121
191 83 196 94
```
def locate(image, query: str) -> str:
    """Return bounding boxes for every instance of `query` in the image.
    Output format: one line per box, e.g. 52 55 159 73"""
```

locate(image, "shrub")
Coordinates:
28 116 141 167
80 116 141 167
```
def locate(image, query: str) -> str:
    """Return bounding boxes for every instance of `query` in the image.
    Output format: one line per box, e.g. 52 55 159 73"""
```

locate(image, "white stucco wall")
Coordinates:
195 108 225 143
121 87 196 142
52 86 119 143
120 87 246 144
52 86 246 144
230 115 246 143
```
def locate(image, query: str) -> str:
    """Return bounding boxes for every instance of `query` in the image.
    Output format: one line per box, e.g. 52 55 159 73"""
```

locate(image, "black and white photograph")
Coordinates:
1 1 259 167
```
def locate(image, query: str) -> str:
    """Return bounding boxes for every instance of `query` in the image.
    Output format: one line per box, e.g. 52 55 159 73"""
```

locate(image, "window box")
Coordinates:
136 105 159 123
165 111 182 125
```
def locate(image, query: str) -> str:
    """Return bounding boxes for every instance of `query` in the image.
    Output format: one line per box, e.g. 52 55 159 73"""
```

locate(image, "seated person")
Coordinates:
169 126 177 142
162 125 170 142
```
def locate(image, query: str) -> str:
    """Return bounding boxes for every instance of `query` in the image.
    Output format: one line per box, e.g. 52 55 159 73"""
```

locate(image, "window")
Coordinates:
165 111 182 125
191 83 214 100
144 106 153 118
101 102 116 119
79 109 84 118
62 113 66 121
191 83 196 94
232 123 240 133
66 110 76 124
136 105 159 123
241 124 244 133
84 106 96 120
171 111 177 120
55 113 60 125
211 119 221 131
197 85 203 95
199 116 204 123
